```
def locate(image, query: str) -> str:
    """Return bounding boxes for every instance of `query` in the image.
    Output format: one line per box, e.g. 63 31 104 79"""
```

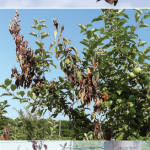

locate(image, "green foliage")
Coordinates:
1 9 150 141
79 9 150 140
0 100 10 134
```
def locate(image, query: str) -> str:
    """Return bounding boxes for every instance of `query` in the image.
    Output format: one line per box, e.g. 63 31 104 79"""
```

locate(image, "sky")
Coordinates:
0 9 150 122
0 0 150 8
0 140 73 150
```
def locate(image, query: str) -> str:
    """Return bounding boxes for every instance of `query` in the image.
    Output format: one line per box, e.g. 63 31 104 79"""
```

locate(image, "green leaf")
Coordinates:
86 24 93 27
32 93 36 100
130 26 136 32
117 9 125 15
80 40 89 47
116 133 124 140
138 56 145 63
41 32 49 39
61 25 64 33
138 41 147 47
31 25 37 30
37 109 43 116
92 16 103 23
120 13 129 19
139 23 149 28
144 46 150 54
65 58 70 64
134 9 142 15
37 24 47 31
99 28 104 34
147 94 150 99
78 24 87 33
4 79 12 86
77 71 82 80
144 13 150 19
129 128 137 134
12 97 21 100
29 32 37 37
17 91 25 97
105 101 113 109
55 89 61 95
49 40 56 50
3 100 7 105
1 93 12 96
33 18 38 25
39 19 45 24
117 90 122 95
35 49 40 55
53 46 58 53
93 32 99 39
134 12 140 22
129 136 137 140
10 84 17 91
0 84 6 89
116 99 123 104
35 41 44 47
31 107 36 113
37 25 42 31
41 24 48 28
86 30 92 39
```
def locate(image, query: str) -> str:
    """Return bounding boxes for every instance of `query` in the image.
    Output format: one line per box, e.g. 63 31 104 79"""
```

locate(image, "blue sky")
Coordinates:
0 9 150 122
0 0 150 8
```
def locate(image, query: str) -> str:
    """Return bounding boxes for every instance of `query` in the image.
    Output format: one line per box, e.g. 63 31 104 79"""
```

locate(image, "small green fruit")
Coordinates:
145 77 150 84
129 72 136 78
129 108 136 114
129 95 135 101
124 110 129 116
140 71 147 78
133 68 141 74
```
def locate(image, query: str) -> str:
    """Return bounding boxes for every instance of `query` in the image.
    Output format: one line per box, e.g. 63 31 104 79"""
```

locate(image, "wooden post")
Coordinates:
59 120 61 140
104 141 142 150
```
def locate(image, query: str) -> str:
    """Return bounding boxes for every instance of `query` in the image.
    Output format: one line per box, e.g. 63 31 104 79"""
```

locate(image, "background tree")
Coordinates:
0 100 10 135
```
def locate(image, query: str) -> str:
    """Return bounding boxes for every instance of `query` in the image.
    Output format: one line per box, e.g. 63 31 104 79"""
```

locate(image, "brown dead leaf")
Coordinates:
96 72 100 81
96 98 103 107
103 92 109 101
105 0 118 6
81 88 85 104
19 54 24 67
93 62 98 71
83 79 86 86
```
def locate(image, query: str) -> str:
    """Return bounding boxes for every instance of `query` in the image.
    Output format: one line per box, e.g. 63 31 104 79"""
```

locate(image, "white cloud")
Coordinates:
1 0 150 8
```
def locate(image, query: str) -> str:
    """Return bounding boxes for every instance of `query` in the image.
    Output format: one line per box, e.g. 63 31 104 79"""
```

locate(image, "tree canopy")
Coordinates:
1 9 150 140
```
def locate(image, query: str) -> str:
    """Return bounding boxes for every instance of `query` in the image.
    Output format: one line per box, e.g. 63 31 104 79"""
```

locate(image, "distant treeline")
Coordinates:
0 117 76 140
